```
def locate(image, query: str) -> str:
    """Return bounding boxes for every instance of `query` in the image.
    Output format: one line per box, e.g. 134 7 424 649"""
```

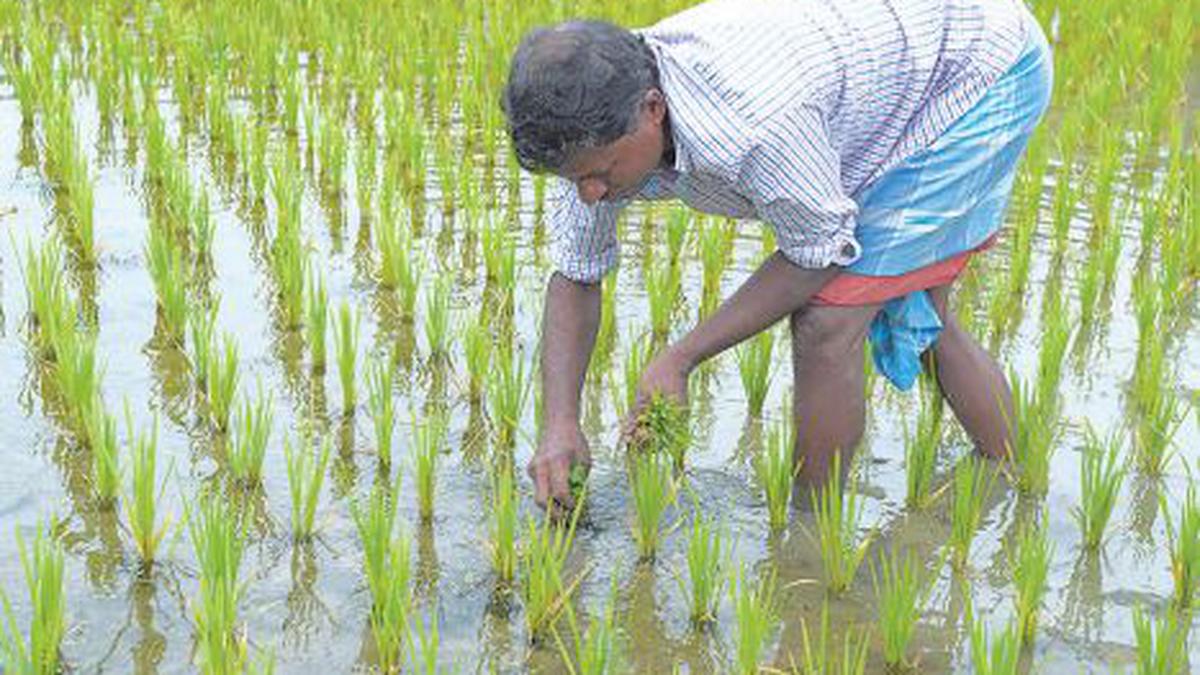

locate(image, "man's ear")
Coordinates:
644 88 667 125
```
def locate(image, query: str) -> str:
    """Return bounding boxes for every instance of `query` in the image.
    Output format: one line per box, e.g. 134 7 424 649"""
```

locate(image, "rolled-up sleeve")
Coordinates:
741 105 862 269
547 177 624 284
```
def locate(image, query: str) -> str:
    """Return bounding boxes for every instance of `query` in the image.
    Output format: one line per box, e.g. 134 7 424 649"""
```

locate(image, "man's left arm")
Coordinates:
631 106 858 408
632 251 838 405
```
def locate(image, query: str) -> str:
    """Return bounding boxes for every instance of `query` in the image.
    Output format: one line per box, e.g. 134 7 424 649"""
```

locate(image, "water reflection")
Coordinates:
282 541 332 650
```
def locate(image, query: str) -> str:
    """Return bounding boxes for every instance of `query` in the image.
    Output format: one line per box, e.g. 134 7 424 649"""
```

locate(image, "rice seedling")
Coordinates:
490 466 518 585
697 219 725 317
1135 401 1182 475
871 548 931 671
676 503 725 626
146 223 189 345
352 476 402 608
1049 151 1079 257
1072 426 1127 552
461 318 490 403
1161 480 1200 611
187 494 248 675
423 272 451 358
269 215 307 332
0 521 67 675
30 290 75 367
480 214 509 284
594 271 619 360
1006 372 1058 495
1086 123 1121 235
905 374 943 508
555 578 621 675
434 133 457 215
488 346 529 451
302 97 317 173
665 207 690 266
356 494 412 673
1098 203 1124 291
191 191 215 268
1130 336 1183 476
1008 515 1053 642
285 435 331 542
318 115 347 201
948 454 993 570
1036 286 1071 406
625 393 691 469
736 327 774 418
86 403 120 510
52 328 101 438
248 120 270 203
404 603 442 675
189 301 218 388
793 601 870 675
969 612 1021 675
20 237 67 340
520 503 585 643
227 381 273 488
378 218 420 321
1076 245 1104 328
206 334 240 434
412 409 447 523
366 355 396 467
644 254 682 340
332 300 360 412
617 333 653 419
125 407 170 570
0 45 36 123
1132 605 1186 675
1158 228 1189 321
808 454 873 594
629 450 677 561
355 132 378 219
756 416 798 531
729 561 779 675
305 267 329 373
492 236 519 319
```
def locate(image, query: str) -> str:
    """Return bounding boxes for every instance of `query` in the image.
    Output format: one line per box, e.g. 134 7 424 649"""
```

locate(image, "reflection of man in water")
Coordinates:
502 0 1053 513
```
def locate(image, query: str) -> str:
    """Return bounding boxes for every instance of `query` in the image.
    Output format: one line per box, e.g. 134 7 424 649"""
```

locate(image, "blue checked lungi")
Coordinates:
853 22 1054 389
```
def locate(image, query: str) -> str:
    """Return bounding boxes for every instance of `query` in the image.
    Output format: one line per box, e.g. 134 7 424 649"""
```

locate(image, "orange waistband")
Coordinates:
811 236 995 307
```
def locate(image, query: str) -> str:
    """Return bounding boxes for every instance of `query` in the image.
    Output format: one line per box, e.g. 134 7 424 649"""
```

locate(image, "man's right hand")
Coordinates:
528 422 591 515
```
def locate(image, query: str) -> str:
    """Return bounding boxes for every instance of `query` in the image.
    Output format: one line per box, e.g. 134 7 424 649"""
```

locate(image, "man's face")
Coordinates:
560 90 667 206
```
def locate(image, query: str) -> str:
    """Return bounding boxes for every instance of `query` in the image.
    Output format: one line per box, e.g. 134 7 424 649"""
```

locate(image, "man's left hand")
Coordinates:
620 345 693 439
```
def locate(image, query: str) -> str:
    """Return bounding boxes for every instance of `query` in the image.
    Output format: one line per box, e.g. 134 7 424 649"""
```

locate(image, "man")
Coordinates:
502 0 1052 512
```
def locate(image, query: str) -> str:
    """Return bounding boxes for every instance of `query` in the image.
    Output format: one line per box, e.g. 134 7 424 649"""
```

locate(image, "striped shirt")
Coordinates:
548 0 1033 283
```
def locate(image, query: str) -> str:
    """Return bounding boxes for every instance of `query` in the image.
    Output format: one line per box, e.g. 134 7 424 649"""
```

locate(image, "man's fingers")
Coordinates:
619 409 642 446
618 418 633 446
548 459 573 510
531 459 551 508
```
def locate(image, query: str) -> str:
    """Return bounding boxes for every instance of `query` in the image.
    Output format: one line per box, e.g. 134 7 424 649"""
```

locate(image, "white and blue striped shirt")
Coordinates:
548 0 1032 283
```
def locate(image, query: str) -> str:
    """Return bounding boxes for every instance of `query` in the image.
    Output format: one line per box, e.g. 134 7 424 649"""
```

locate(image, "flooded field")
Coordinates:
0 0 1199 672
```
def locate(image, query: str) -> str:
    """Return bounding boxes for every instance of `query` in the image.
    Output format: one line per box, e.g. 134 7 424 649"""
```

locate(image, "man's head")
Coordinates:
502 20 668 205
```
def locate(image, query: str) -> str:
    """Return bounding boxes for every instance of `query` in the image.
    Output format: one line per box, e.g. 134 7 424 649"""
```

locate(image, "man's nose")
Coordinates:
576 179 607 205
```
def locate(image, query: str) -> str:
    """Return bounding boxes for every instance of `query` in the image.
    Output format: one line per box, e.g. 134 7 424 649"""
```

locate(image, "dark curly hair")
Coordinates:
502 20 660 174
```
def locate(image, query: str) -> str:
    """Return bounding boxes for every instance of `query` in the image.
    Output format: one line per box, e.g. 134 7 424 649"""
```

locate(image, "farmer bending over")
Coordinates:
502 0 1053 512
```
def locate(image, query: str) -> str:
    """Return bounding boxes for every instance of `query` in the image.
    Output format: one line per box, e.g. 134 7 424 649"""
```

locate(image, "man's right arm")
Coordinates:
529 271 601 511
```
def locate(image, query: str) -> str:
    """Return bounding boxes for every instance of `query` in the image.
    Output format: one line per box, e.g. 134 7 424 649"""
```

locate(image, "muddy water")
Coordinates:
1 73 1199 674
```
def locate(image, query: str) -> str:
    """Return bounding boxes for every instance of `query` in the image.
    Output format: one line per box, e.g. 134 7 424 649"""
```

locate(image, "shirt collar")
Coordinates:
635 30 690 177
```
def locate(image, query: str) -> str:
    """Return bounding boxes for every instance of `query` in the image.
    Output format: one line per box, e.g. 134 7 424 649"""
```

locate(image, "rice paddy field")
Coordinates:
0 0 1198 672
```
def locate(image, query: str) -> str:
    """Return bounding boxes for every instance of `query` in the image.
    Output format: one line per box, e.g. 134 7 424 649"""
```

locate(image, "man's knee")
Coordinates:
790 304 876 367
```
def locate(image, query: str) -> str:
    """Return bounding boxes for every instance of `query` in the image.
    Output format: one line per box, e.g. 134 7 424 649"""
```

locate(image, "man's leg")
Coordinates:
924 284 1015 459
789 301 884 496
